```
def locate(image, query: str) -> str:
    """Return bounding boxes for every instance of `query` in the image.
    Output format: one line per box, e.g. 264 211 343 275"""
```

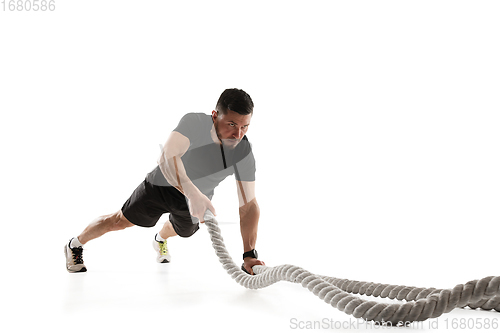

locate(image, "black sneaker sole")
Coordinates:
67 267 87 273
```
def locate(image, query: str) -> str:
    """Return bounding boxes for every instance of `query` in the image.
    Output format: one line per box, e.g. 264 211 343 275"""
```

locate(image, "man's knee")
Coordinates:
174 221 199 238
107 211 134 231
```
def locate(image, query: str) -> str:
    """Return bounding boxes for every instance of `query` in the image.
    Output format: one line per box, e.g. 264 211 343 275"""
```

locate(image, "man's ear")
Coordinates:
211 110 218 121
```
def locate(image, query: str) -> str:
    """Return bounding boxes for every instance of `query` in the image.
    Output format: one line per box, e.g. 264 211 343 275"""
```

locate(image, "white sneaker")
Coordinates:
152 238 171 263
64 239 87 273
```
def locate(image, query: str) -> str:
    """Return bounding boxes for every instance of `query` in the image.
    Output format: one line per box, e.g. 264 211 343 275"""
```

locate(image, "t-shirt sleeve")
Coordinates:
234 142 256 182
173 113 203 143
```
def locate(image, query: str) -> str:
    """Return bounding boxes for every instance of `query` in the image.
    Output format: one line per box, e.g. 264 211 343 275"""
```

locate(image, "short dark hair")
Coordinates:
215 88 254 115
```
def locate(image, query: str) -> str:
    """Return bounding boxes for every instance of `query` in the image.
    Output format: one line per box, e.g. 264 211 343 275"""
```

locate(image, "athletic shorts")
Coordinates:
121 179 205 238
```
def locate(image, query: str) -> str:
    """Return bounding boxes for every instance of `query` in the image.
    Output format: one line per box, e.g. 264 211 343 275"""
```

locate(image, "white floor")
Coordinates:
4 208 499 333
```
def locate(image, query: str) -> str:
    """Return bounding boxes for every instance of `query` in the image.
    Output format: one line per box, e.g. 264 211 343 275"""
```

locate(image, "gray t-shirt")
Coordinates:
146 113 256 197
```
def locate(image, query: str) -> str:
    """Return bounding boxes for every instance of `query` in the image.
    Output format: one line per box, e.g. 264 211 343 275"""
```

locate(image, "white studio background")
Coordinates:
1 1 499 332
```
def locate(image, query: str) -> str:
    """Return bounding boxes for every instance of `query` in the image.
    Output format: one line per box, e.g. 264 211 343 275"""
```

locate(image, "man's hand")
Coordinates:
187 191 216 223
243 257 265 275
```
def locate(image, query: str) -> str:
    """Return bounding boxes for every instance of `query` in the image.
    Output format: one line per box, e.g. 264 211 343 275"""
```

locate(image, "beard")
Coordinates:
214 121 240 149
221 137 240 148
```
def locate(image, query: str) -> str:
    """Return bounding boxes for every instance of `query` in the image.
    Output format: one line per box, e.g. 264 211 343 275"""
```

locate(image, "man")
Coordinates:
64 88 265 275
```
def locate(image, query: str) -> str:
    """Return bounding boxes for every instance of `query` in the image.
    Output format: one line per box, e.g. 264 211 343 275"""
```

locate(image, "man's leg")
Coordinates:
65 210 134 273
153 212 200 263
78 210 135 245
158 220 178 240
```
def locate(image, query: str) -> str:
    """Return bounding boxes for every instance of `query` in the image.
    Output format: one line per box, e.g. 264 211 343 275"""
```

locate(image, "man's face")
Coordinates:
212 109 252 149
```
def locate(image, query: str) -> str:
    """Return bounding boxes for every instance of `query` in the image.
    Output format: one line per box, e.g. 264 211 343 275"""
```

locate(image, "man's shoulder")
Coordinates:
180 112 211 123
174 113 211 141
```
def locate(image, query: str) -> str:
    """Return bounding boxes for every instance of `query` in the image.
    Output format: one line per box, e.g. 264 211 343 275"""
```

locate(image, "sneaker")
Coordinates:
152 238 171 263
64 239 87 273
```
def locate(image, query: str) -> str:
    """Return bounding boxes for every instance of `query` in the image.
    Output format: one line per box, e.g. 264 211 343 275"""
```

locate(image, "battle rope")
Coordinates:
202 212 500 326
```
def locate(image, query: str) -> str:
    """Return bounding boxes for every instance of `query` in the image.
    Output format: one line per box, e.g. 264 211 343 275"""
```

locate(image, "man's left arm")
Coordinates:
237 180 265 274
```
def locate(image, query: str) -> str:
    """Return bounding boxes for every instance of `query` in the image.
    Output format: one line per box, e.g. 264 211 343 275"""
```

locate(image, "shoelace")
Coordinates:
159 241 168 256
71 247 84 264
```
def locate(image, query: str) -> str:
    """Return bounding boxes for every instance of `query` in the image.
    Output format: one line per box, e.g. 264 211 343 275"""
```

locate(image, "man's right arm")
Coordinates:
157 131 216 221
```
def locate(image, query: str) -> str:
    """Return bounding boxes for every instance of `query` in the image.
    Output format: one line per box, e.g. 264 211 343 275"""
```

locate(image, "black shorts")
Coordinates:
121 179 202 238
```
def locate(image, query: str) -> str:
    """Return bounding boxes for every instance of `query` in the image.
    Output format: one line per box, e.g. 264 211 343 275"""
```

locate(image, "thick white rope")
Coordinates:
202 211 500 326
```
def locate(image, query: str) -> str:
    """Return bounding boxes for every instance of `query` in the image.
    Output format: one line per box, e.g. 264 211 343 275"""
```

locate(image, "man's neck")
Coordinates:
210 121 222 145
